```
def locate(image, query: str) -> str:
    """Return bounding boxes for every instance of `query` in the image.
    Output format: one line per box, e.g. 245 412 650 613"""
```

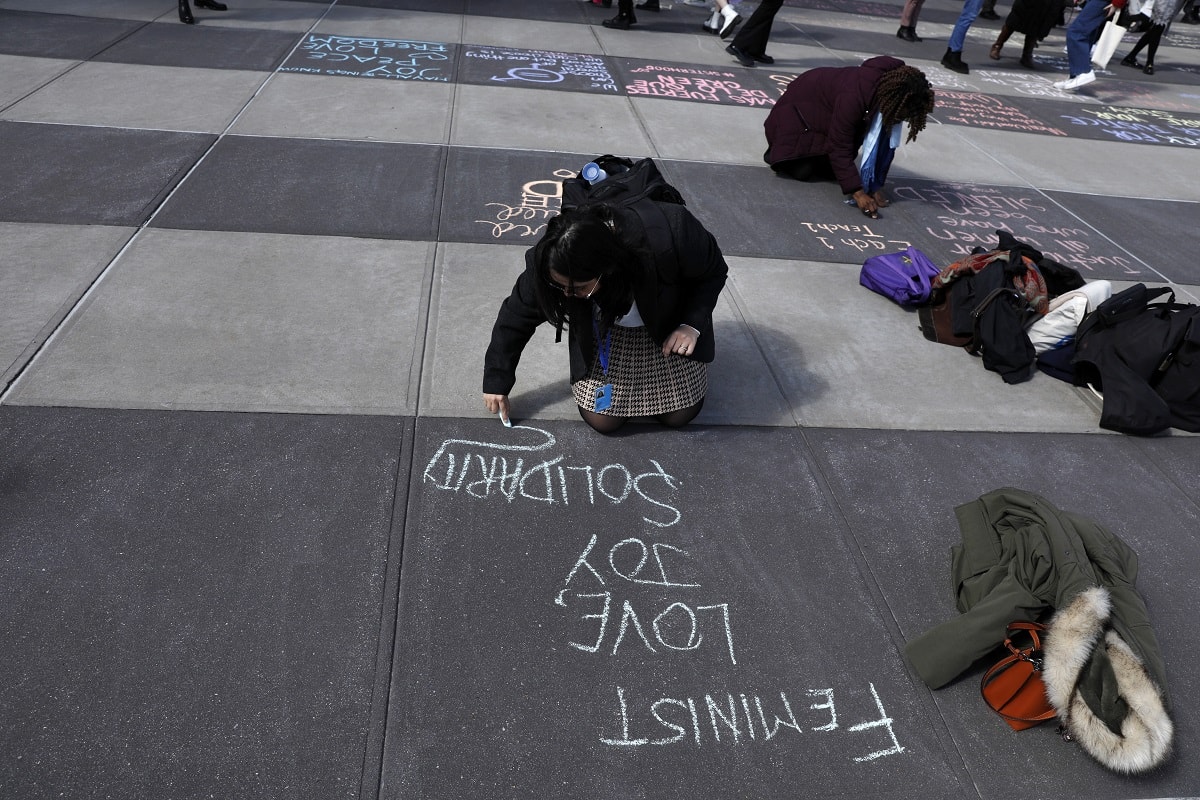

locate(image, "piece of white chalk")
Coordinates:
498 410 512 428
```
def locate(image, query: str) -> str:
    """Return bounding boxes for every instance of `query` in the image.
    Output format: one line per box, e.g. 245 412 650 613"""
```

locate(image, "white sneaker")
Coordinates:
1053 71 1096 90
719 5 742 37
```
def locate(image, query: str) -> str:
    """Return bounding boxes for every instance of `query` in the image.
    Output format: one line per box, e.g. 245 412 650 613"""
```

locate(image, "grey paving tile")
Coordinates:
0 121 214 226
460 16 605 54
0 8 141 59
0 405 404 800
449 83 653 154
0 0 172 21
311 6 465 41
0 222 133 387
151 135 444 240
460 45 618 94
807 427 1200 798
231 72 454 142
384 418 964 800
0 54 75 109
91 18 299 71
6 229 433 414
165 0 330 33
629 96 771 163
728 259 1102 431
1 61 265 132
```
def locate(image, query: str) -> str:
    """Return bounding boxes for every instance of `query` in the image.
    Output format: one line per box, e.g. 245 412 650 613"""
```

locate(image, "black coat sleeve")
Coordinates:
482 247 547 395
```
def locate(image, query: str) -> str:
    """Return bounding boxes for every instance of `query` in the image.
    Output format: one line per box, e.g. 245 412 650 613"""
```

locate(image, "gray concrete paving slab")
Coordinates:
0 222 133 387
168 0 330 33
0 62 266 132
311 7 464 42
0 8 141 59
0 54 74 108
386 418 964 800
230 72 454 143
460 16 605 54
0 405 404 800
5 229 433 414
630 97 769 164
0 121 214 226
730 259 1103 432
923 127 1200 201
449 83 654 153
91 18 300 71
807 427 1200 798
0 0 173 21
151 136 445 239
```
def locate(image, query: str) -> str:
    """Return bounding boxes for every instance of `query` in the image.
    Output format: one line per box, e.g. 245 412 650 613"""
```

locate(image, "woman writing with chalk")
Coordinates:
763 56 935 219
483 200 728 434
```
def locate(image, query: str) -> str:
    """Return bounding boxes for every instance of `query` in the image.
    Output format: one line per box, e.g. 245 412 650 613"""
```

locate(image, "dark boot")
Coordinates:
194 0 227 8
178 0 195 23
941 48 969 74
602 11 636 29
896 25 922 42
1020 36 1036 68
990 25 1012 59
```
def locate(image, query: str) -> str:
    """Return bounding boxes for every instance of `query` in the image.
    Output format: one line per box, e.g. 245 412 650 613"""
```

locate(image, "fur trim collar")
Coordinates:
1042 587 1173 773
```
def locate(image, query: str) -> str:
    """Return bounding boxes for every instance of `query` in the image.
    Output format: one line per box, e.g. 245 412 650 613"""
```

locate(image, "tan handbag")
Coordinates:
980 621 1057 731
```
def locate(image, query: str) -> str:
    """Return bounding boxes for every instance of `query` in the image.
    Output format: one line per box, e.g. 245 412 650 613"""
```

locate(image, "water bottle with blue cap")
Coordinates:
581 161 607 185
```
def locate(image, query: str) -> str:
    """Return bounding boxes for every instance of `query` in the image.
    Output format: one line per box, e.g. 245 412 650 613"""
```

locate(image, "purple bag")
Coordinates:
859 246 940 306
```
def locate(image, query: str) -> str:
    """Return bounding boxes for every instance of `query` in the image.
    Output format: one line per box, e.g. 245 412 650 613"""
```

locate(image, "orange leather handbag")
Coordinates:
980 621 1057 731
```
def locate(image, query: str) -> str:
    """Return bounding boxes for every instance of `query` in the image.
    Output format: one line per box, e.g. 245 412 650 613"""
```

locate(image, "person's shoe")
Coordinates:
1143 63 1155 75
897 25 917 41
979 9 1001 19
635 0 660 10
990 42 1003 59
941 48 969 74
726 43 755 67
1020 54 1035 68
1120 54 1143 68
194 0 227 9
752 52 775 64
602 12 635 28
178 0 195 23
1053 70 1095 90
718 5 742 38
1183 8 1200 22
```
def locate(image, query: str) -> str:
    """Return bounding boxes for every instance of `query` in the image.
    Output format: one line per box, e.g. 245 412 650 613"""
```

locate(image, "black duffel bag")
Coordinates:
1072 283 1200 435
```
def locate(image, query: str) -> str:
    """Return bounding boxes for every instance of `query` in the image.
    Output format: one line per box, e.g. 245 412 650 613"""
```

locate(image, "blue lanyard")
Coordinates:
592 319 612 376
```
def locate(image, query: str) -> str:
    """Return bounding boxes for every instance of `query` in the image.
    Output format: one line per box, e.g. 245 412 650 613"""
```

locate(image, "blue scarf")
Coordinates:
858 112 904 194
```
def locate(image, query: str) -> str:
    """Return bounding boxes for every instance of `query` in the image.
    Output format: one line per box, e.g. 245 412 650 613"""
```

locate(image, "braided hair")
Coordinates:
874 66 935 143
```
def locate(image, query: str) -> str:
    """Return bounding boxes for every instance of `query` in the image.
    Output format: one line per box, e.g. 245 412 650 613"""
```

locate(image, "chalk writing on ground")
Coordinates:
280 35 454 81
1057 106 1200 148
894 182 1142 275
935 91 1068 136
625 66 773 107
801 221 912 254
464 46 618 93
422 425 909 763
475 168 575 241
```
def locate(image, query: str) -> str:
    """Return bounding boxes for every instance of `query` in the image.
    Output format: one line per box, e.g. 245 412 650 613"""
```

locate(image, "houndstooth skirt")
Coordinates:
572 324 707 417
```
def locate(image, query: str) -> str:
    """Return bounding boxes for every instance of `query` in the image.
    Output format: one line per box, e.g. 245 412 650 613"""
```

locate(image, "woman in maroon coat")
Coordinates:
764 56 934 217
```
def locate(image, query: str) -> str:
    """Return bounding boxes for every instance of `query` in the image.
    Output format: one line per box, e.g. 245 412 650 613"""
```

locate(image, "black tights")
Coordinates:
1128 23 1165 65
578 397 705 434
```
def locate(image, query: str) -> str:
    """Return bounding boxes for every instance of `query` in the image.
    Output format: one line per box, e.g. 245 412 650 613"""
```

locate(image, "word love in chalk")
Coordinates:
423 426 682 527
556 533 737 665
601 684 906 762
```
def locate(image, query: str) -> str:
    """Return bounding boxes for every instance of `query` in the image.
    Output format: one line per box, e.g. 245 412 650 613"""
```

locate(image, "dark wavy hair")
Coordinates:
531 205 642 331
875 65 935 143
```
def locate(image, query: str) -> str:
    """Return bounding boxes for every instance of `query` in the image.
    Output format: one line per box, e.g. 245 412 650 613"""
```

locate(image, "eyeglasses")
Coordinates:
547 276 601 298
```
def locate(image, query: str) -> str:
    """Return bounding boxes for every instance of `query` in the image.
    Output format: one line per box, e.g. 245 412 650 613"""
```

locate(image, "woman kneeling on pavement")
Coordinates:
763 56 935 219
483 203 728 434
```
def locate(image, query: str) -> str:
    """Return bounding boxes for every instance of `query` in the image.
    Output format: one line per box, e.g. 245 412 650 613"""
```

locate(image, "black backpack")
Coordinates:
1072 283 1200 435
560 156 685 270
